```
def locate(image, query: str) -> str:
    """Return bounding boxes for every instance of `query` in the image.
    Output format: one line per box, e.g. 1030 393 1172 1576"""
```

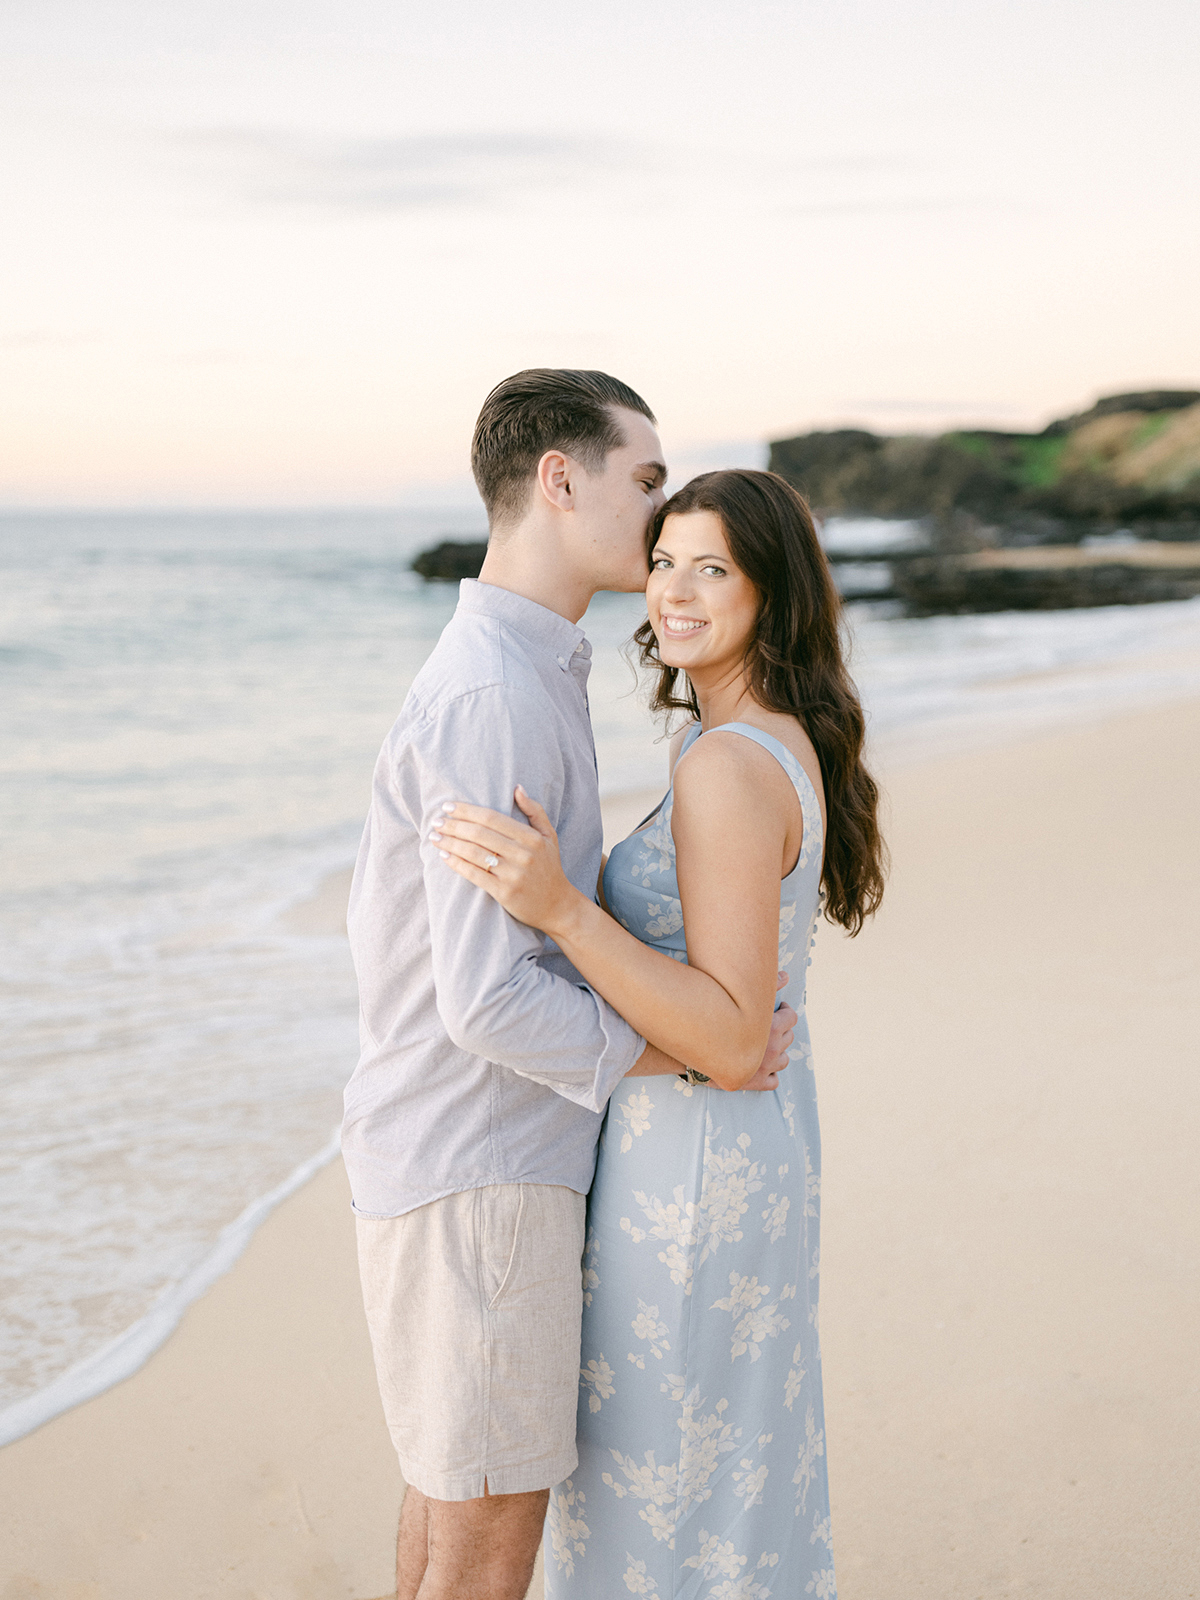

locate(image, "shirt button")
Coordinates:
557 655 566 666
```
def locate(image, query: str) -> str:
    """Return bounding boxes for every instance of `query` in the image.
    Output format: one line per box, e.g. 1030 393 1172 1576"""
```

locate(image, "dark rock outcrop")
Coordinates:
1042 390 1200 436
411 540 489 581
892 542 1200 614
769 392 1200 542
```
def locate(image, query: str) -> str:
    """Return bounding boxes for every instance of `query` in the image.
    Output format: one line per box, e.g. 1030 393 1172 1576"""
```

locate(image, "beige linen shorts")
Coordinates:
356 1182 586 1501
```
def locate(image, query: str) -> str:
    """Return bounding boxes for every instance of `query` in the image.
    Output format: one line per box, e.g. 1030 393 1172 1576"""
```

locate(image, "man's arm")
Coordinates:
404 687 644 1114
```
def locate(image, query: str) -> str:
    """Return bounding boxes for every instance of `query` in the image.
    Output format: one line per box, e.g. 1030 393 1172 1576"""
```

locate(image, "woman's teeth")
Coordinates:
663 617 707 634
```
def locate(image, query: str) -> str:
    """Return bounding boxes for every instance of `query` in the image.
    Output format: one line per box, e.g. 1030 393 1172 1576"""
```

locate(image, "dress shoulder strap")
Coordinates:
680 721 704 756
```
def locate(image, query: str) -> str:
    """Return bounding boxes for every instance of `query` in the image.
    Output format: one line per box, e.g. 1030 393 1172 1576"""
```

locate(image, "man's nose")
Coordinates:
650 485 668 514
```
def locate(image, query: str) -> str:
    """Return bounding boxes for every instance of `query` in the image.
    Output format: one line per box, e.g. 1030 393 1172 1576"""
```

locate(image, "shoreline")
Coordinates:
0 1132 342 1452
3 695 1199 1596
0 787 670 1456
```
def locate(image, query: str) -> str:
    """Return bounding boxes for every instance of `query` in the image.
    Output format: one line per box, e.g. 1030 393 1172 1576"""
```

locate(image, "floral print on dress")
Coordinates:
546 722 835 1599
628 796 677 893
582 1228 600 1308
783 1340 808 1410
547 1481 590 1577
580 1355 616 1413
793 1402 826 1515
614 1088 655 1153
807 1512 837 1598
628 1300 671 1367
643 898 684 940
622 1553 661 1595
762 1164 791 1242
682 1533 781 1599
618 1118 770 1295
711 1272 791 1363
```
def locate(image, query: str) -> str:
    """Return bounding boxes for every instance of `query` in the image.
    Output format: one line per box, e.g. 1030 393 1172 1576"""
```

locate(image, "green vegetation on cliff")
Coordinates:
769 391 1200 539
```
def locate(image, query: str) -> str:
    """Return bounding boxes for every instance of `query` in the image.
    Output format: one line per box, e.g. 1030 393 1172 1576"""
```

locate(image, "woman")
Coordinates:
433 469 885 1598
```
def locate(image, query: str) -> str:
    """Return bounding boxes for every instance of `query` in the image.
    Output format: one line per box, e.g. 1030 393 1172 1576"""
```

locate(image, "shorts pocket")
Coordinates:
481 1184 526 1311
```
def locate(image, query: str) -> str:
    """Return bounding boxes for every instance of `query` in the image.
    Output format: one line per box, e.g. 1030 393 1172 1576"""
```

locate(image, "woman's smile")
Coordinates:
660 614 709 636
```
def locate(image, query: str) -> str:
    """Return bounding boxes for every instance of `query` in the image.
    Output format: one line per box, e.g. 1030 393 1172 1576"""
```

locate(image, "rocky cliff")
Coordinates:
769 391 1200 542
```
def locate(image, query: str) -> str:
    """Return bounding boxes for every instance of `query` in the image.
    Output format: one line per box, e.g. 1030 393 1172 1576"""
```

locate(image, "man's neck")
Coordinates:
476 534 594 625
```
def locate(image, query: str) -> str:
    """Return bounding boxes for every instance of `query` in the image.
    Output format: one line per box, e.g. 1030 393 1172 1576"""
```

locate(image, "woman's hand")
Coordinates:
740 983 796 1091
431 786 583 937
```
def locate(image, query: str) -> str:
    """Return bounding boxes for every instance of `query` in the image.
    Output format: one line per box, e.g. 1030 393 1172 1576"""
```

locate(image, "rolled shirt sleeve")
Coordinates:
404 685 645 1113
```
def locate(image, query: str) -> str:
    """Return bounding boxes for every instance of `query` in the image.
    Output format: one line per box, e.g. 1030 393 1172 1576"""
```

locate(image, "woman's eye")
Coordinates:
701 565 726 577
652 558 672 569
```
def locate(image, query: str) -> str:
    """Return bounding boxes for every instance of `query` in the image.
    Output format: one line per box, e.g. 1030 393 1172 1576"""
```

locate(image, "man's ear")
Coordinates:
536 449 574 512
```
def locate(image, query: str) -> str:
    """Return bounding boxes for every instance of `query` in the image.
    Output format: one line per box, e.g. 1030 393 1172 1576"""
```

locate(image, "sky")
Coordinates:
1 0 1197 507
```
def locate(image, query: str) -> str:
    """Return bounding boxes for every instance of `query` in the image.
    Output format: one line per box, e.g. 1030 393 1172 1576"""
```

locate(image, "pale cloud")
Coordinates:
162 127 917 218
0 331 98 349
780 197 990 219
845 400 1026 416
166 128 647 211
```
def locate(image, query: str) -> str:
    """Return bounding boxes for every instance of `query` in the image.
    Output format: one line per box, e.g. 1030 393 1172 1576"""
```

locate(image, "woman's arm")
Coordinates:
629 973 796 1088
433 736 800 1092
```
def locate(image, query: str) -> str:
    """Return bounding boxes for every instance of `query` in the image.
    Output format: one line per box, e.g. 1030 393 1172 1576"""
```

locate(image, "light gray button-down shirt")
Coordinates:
342 580 646 1218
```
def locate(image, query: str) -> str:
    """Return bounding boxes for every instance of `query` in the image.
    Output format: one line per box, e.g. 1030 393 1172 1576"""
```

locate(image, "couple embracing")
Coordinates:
342 369 885 1600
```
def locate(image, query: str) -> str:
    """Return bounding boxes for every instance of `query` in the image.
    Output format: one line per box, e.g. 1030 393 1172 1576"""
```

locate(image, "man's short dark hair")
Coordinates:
471 369 657 527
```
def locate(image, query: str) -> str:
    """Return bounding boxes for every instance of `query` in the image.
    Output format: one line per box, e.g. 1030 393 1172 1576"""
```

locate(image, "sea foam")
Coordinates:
0 1131 340 1448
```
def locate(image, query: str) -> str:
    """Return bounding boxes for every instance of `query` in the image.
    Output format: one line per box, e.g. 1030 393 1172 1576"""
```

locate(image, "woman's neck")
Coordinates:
692 665 757 731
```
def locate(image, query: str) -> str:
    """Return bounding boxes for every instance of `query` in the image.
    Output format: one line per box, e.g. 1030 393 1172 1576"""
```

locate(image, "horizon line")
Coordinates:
0 501 492 517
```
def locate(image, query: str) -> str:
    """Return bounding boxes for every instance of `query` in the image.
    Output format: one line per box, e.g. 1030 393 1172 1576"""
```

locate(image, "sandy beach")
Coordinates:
2 696 1198 1599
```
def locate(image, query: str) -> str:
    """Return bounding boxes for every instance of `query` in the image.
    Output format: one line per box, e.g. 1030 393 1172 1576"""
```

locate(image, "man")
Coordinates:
343 370 795 1600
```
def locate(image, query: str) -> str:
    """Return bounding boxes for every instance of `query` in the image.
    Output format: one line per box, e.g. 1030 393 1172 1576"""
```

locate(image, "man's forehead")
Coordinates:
614 413 665 473
613 406 661 447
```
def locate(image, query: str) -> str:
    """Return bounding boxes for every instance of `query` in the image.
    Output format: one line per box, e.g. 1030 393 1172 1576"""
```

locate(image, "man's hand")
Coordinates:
741 975 797 1092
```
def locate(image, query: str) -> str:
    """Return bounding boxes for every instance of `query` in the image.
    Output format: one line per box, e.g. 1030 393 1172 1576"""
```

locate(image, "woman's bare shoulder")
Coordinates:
720 710 825 813
670 728 795 876
672 724 789 805
674 712 826 843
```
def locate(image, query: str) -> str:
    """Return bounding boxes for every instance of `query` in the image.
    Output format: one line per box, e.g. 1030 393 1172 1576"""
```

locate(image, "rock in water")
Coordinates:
893 542 1200 614
411 540 489 581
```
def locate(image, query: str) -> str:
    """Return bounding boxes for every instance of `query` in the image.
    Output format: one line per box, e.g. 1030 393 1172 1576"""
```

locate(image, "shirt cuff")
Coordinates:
581 987 646 1114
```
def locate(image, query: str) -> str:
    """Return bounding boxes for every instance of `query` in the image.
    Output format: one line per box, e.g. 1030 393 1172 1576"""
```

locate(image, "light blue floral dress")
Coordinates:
544 721 836 1600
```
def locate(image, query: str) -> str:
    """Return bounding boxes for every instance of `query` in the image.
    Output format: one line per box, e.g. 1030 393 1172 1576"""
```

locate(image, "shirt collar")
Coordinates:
456 579 591 675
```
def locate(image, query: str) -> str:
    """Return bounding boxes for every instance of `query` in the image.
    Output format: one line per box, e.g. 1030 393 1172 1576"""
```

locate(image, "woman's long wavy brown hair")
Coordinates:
634 469 887 934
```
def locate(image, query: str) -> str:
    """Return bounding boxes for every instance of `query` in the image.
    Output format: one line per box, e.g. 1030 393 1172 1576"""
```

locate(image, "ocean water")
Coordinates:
3 508 1200 1446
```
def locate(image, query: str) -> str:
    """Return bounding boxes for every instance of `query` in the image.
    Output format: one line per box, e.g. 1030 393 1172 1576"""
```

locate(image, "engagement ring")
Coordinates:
483 854 499 870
